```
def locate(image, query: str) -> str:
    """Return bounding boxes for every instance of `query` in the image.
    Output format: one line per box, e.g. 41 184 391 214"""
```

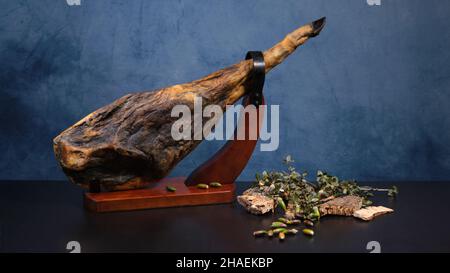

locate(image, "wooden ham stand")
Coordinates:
84 52 266 212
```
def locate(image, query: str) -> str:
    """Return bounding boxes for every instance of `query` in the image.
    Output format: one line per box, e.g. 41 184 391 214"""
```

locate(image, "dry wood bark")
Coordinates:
237 188 274 215
319 195 363 216
53 18 326 191
353 206 394 221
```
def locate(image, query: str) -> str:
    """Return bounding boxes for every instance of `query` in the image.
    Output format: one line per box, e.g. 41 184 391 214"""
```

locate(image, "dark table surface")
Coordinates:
0 180 449 253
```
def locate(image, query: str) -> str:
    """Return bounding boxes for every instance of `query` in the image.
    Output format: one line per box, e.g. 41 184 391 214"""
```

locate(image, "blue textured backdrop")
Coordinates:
1 0 449 181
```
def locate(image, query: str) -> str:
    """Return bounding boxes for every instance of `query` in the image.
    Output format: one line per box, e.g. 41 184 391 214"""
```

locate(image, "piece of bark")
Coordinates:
237 188 274 215
319 195 363 216
53 18 326 191
353 206 394 221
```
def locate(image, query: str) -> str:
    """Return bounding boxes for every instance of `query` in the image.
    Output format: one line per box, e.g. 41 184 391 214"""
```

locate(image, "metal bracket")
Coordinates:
245 51 265 106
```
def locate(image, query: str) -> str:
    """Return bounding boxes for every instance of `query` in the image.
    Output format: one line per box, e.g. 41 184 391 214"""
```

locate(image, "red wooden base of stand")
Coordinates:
84 177 236 212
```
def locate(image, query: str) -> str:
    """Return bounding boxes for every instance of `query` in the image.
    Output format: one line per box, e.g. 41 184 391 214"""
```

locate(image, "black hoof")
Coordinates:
310 17 326 37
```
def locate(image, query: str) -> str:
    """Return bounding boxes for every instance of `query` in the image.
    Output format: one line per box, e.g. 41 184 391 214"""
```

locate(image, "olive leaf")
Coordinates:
388 186 398 197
